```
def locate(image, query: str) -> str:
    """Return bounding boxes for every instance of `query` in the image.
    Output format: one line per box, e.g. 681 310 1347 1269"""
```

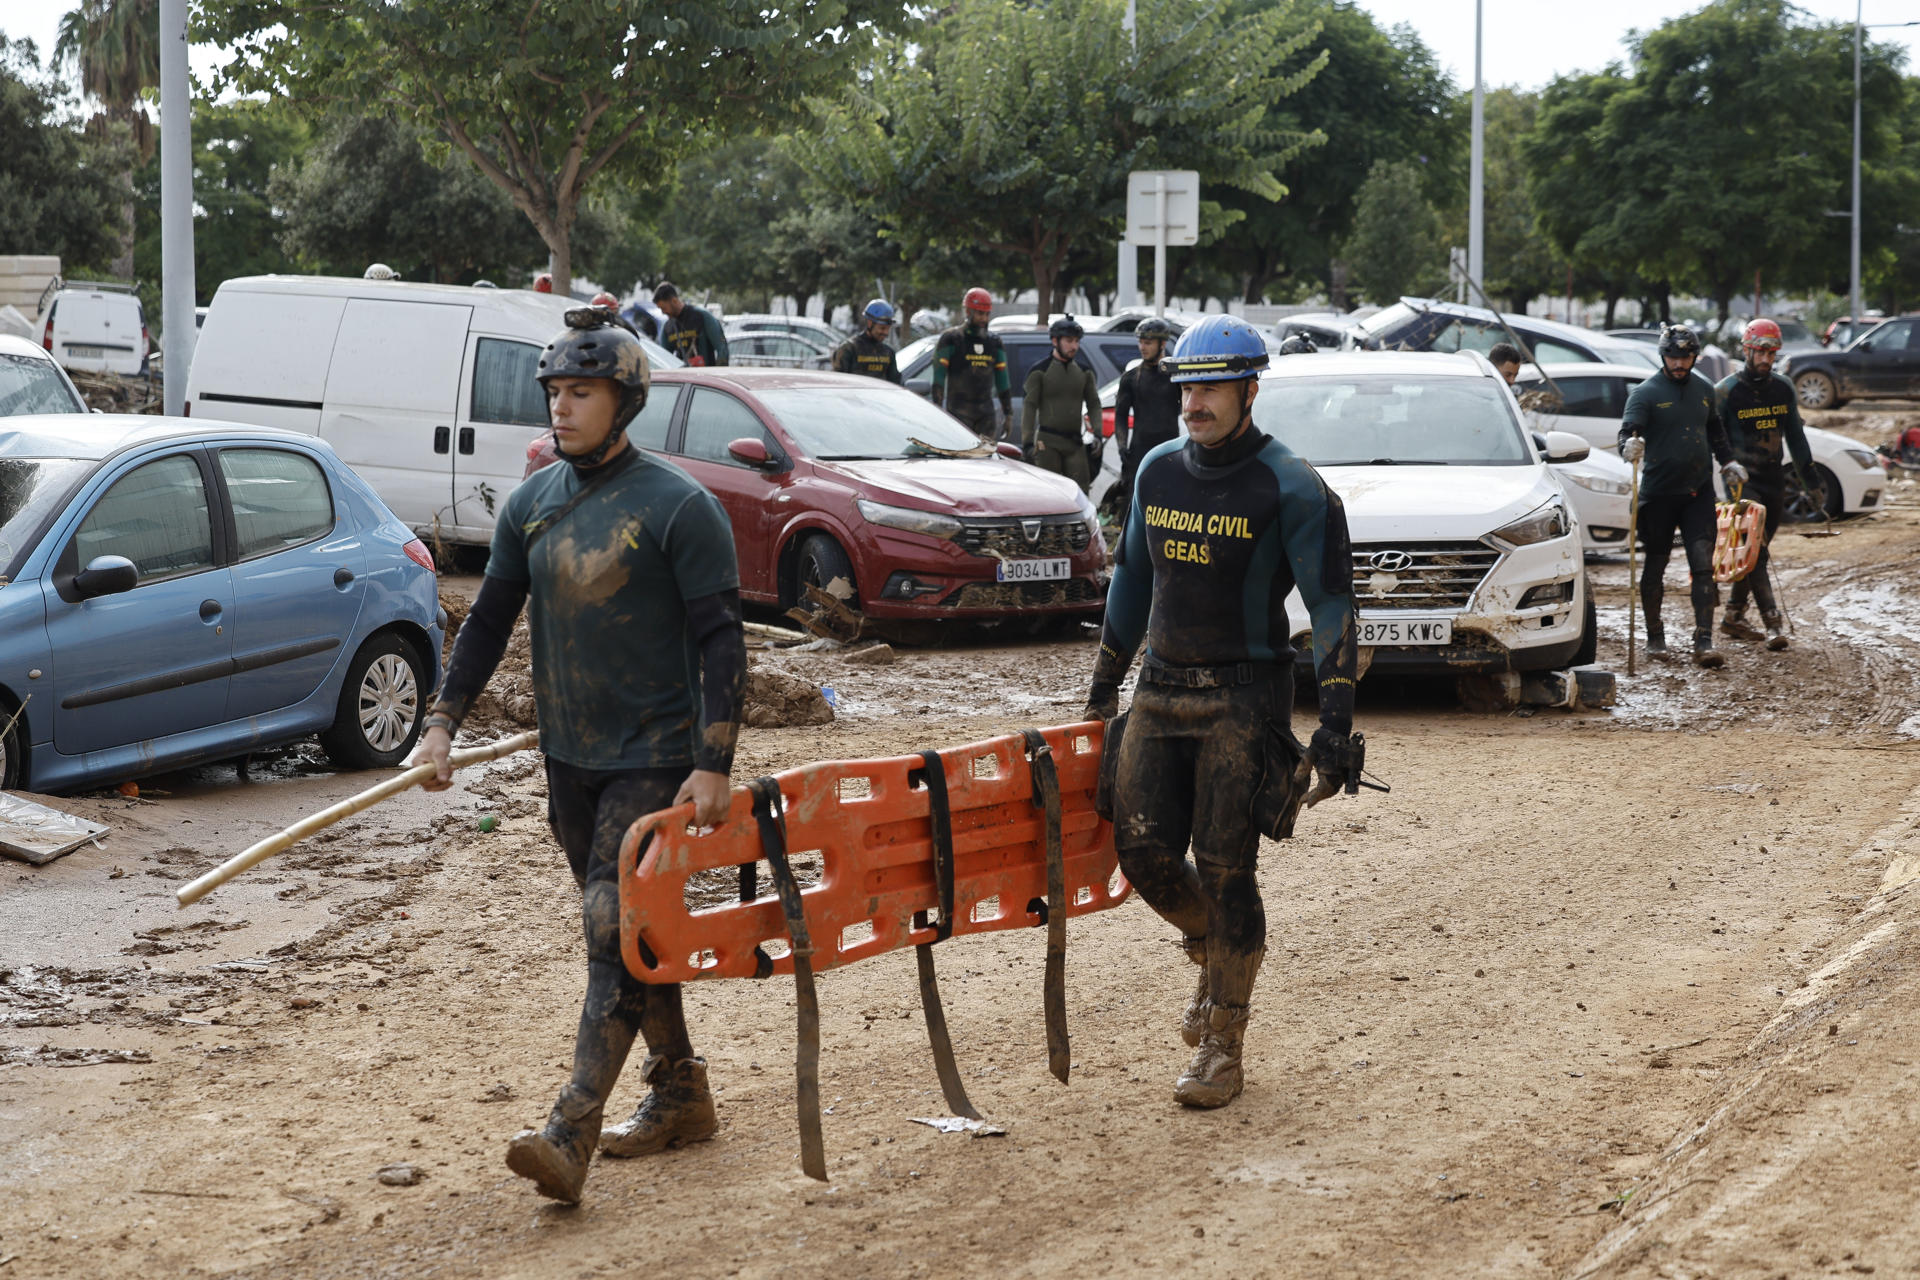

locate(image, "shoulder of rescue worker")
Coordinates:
1255 435 1324 494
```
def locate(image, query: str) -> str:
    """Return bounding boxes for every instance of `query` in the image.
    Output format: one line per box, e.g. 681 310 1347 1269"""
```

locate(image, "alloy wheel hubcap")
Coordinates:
358 653 419 753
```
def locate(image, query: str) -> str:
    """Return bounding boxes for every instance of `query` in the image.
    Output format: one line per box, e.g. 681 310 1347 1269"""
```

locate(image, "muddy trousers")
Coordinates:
545 760 693 1111
1726 486 1784 615
946 401 1002 442
1031 430 1092 492
1635 489 1718 630
1112 678 1290 1007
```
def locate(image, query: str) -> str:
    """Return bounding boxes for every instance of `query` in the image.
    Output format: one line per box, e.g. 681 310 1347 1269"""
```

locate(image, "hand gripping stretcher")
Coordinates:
1712 483 1767 583
617 721 1129 1180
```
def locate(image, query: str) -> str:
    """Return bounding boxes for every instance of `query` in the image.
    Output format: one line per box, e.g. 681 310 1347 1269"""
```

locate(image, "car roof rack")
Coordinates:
63 280 140 293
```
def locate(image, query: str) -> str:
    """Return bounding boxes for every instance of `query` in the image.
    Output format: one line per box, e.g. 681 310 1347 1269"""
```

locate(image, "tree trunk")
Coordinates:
1603 289 1621 329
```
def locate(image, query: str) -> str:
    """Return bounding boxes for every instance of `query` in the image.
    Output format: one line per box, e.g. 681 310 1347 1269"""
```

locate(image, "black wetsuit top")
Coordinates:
1715 369 1812 491
1619 368 1731 498
831 332 903 384
1113 359 1181 460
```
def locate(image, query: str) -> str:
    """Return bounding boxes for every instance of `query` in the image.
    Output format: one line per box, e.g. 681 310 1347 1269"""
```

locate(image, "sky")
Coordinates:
4 0 1917 97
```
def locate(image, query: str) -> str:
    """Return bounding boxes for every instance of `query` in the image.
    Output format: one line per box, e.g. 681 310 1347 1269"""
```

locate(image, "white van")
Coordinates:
185 276 680 545
42 282 148 375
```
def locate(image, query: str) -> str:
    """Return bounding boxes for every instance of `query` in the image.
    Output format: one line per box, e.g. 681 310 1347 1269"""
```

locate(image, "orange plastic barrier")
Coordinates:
1713 493 1767 583
617 722 1125 985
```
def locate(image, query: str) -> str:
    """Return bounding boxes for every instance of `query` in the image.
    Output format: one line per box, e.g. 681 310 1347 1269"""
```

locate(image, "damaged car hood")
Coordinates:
818 457 1086 517
1320 465 1564 543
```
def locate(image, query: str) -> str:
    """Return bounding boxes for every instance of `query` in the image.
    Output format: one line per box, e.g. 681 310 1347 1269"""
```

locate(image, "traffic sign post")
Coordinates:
1125 170 1198 318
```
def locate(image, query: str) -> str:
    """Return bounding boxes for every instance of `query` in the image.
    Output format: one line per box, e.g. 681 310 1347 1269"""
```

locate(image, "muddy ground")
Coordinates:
5 405 1920 1278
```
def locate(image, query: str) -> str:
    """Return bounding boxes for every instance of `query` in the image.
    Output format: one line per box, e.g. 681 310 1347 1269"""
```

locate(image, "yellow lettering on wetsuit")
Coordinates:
1162 538 1211 564
1142 505 1255 539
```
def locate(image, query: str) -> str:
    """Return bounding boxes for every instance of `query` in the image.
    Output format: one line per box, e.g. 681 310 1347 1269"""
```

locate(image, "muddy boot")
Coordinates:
1719 607 1764 642
505 1084 603 1204
599 1055 716 1158
1763 611 1789 652
1180 936 1209 1048
1174 1004 1249 1108
1692 628 1725 669
1644 617 1669 661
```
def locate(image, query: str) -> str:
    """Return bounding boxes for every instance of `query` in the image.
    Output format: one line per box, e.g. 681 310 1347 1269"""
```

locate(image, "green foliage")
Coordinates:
0 39 121 271
1341 158 1445 304
800 0 1325 320
200 0 911 294
1463 89 1559 313
55 0 161 278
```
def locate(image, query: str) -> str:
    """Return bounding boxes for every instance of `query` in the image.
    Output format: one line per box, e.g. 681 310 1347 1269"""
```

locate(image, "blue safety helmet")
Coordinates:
862 298 895 324
1164 314 1271 383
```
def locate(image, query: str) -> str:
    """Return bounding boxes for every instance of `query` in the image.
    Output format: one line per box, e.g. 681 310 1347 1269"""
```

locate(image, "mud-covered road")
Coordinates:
6 406 1920 1279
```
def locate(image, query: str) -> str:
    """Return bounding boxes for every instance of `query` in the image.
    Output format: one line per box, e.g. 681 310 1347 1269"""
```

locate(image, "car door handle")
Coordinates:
199 598 223 621
433 426 451 454
458 426 475 454
333 568 355 588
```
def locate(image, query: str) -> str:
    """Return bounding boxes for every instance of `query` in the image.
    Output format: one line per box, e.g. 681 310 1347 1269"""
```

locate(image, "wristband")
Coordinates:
424 710 460 736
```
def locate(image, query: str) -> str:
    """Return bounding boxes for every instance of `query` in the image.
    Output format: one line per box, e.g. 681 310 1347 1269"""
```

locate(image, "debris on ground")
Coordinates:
843 643 896 667
745 665 834 728
0 793 110 866
786 581 866 643
375 1164 424 1187
910 1116 1008 1137
66 369 159 414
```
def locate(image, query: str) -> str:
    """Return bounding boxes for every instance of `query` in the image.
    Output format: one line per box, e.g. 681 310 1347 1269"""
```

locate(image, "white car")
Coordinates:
0 334 89 416
40 282 148 376
729 313 847 350
1516 362 1889 520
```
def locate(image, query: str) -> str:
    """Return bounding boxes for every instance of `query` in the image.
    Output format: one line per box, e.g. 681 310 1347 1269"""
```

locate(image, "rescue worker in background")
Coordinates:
409 308 748 1205
1084 314 1360 1109
1112 317 1181 512
653 281 730 367
1487 342 1524 385
930 287 1012 440
1277 333 1318 356
1716 317 1812 652
1022 314 1103 492
1619 322 1746 668
364 263 399 281
590 290 622 312
832 299 904 384
533 272 553 293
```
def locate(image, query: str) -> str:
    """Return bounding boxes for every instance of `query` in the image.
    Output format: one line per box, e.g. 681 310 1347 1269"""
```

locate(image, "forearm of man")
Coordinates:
430 576 529 729
687 588 748 774
706 315 730 366
1786 419 1813 476
1284 482 1359 737
929 351 948 406
1086 492 1153 711
1706 410 1734 467
1021 374 1042 446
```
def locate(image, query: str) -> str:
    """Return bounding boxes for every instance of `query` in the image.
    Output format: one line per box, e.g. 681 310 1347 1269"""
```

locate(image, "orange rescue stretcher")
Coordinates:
1713 484 1767 583
617 721 1127 1180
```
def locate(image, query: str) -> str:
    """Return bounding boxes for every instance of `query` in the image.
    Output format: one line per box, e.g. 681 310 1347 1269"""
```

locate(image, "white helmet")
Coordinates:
363 263 400 280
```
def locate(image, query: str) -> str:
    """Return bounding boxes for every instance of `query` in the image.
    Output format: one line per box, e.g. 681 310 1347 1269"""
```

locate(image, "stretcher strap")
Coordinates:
912 751 980 1119
748 776 827 1182
1020 729 1070 1084
740 852 774 980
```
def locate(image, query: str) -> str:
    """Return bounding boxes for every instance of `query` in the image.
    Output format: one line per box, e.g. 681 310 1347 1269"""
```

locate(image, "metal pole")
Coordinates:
1153 173 1167 319
158 0 195 416
1118 242 1138 311
1468 0 1485 293
1851 0 1863 326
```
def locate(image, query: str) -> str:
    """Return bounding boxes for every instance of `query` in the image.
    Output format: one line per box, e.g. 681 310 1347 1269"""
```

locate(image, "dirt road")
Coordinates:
6 415 1920 1278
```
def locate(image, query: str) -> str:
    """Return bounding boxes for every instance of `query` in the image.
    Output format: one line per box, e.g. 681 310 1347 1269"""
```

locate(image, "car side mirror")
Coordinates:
1857 339 1873 352
74 554 137 599
994 442 1024 460
726 437 775 468
1539 431 1590 464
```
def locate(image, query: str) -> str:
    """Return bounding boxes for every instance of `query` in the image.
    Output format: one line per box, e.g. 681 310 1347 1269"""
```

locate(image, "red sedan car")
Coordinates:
527 369 1109 621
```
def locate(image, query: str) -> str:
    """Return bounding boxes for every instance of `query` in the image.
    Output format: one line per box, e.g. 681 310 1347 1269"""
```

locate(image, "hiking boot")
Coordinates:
1174 1004 1249 1109
1763 612 1789 652
505 1084 603 1204
1644 619 1669 661
599 1055 716 1158
1180 936 1209 1049
1692 629 1725 669
1719 608 1765 642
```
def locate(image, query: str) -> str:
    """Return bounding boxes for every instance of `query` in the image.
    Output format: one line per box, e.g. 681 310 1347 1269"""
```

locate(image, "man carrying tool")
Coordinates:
1618 323 1746 668
930 287 1012 440
1022 315 1103 492
1111 317 1180 513
1715 317 1811 652
1083 314 1360 1109
409 308 748 1204
832 298 904 384
653 281 730 366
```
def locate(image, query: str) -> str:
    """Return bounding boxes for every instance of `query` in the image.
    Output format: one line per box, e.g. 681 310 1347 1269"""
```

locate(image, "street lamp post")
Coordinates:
1851 1 1863 327
1468 0 1484 296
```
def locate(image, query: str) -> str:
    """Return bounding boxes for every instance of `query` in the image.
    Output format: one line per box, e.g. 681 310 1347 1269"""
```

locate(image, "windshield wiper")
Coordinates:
818 454 890 461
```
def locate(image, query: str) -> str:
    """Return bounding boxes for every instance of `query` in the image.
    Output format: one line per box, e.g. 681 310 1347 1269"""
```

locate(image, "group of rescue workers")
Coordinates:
407 284 1808 1205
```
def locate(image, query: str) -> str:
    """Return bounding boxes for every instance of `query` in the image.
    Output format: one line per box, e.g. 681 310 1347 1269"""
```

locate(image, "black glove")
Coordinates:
1309 726 1361 791
1083 681 1120 722
1021 444 1036 464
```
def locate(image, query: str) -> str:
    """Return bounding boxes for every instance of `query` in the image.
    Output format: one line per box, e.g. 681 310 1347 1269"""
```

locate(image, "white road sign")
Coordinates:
1125 170 1200 247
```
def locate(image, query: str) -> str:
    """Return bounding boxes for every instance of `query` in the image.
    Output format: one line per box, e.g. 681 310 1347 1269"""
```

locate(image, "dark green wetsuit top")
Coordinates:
1618 368 1732 498
661 304 730 366
1714 370 1811 491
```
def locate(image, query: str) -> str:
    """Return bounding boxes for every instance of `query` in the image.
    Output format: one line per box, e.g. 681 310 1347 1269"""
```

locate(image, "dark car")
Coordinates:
1781 315 1920 410
897 328 1146 426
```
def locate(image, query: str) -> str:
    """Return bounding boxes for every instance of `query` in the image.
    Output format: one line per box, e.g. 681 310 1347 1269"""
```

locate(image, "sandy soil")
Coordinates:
6 421 1920 1279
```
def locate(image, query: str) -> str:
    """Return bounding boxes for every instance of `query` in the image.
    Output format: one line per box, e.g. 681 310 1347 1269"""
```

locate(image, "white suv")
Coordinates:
1259 351 1596 679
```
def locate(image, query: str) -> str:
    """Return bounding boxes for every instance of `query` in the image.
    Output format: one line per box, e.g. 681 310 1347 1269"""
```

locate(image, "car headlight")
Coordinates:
1562 472 1631 496
1844 448 1879 470
855 498 963 539
1489 501 1569 548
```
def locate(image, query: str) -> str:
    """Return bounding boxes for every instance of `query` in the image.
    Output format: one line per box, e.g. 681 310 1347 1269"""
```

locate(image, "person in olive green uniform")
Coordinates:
1617 323 1745 667
652 281 730 366
832 298 903 384
1022 314 1103 492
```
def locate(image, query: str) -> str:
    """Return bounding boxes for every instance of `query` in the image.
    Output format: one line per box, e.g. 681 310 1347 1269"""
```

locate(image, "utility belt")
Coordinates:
1139 659 1287 690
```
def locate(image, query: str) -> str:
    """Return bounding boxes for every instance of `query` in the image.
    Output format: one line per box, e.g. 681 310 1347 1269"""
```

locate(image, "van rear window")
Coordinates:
471 338 548 427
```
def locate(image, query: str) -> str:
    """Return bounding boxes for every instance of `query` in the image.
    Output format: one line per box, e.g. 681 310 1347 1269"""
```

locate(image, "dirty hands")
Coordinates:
1306 726 1360 806
1083 680 1120 723
1621 436 1645 465
410 725 455 792
1721 460 1749 488
676 768 733 828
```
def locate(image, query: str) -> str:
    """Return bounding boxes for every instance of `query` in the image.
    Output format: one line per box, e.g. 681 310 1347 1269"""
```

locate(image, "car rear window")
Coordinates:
1253 374 1532 466
218 448 335 558
756 387 986 459
0 353 85 416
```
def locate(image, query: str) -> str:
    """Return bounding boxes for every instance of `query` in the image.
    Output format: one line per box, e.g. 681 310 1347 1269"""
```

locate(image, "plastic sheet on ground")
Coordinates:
0 793 110 866
910 1116 1007 1137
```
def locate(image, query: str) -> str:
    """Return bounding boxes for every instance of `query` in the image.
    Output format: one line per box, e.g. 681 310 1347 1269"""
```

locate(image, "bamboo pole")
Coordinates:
175 732 538 908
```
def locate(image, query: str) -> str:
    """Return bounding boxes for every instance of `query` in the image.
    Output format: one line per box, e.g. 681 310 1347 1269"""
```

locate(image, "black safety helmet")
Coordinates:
1657 323 1702 360
1278 334 1317 356
537 308 651 470
1135 317 1174 341
1048 313 1085 341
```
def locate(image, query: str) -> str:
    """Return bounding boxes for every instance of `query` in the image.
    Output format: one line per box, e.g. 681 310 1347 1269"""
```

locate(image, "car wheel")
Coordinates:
1816 464 1844 519
319 632 426 770
0 703 22 789
794 533 858 606
1572 586 1598 667
1782 466 1835 524
1794 371 1839 411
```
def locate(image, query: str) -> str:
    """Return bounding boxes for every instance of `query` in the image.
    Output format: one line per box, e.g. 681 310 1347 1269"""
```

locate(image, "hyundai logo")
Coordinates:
1021 519 1043 543
1368 550 1414 573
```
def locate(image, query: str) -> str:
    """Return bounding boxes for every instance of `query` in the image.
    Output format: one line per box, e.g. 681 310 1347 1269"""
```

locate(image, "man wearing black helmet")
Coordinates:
1618 323 1745 667
409 309 748 1205
1112 317 1181 512
832 298 904 384
1022 314 1103 491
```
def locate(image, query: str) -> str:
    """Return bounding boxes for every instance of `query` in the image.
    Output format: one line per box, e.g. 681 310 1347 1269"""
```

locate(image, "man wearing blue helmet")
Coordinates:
831 298 904 384
1083 313 1360 1109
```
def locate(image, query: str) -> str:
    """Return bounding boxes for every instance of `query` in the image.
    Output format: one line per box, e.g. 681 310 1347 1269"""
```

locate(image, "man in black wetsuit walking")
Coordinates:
1083 314 1360 1109
1111 316 1180 514
930 287 1012 441
1715 317 1811 653
832 299 904 384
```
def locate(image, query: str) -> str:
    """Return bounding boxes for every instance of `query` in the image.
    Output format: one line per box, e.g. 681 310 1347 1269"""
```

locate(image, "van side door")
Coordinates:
319 299 471 536
453 334 549 540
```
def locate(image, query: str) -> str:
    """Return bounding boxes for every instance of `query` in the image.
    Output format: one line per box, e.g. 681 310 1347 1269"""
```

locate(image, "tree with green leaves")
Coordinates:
0 38 121 272
202 0 910 296
1341 158 1444 304
800 0 1325 322
1451 88 1559 314
55 0 159 280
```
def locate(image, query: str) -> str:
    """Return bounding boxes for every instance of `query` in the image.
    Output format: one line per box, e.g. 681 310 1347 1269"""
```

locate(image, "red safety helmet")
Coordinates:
962 286 993 317
1742 317 1783 353
590 291 620 311
533 272 554 294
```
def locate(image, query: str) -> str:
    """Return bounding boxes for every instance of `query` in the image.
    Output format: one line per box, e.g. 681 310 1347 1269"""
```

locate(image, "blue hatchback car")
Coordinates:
0 415 444 792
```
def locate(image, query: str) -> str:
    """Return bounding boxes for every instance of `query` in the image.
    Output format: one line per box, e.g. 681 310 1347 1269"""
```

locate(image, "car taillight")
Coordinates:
403 538 435 572
141 325 150 357
183 401 191 417
41 317 53 352
1101 407 1115 438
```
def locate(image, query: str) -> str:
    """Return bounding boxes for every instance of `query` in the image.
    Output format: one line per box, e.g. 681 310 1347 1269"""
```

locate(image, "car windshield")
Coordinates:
1589 340 1658 369
0 354 84 416
1350 302 1422 340
1251 373 1532 466
1777 320 1813 344
758 387 989 459
0 458 90 581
